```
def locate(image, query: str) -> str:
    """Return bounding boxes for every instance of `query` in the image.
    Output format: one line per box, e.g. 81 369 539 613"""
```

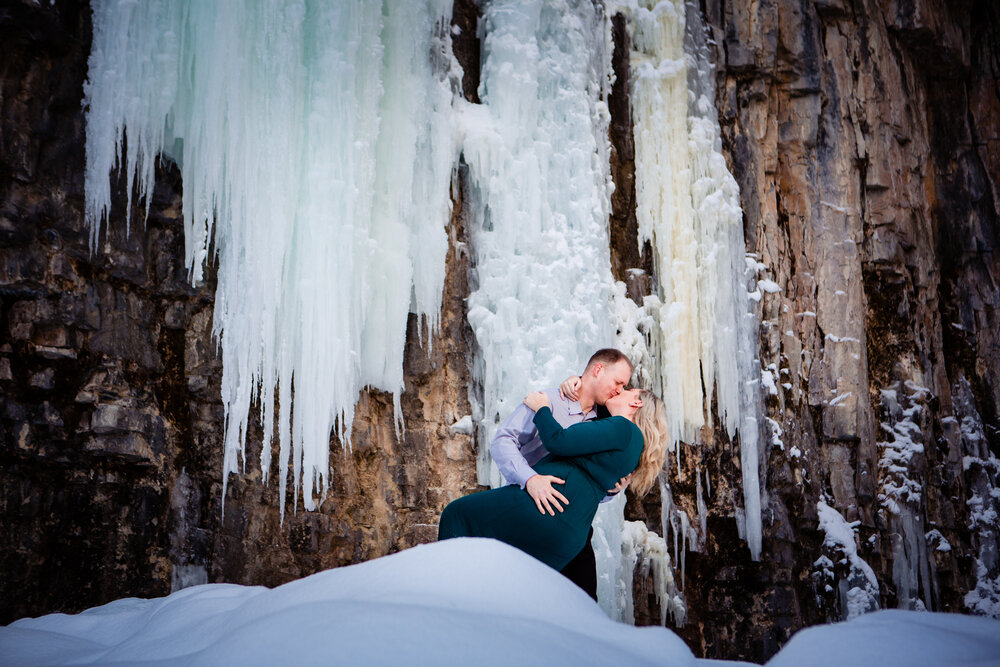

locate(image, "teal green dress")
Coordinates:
438 406 643 570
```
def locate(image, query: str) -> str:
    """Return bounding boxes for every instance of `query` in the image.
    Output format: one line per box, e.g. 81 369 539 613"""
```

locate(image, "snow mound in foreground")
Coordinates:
4 537 999 666
0 538 694 666
767 608 1000 667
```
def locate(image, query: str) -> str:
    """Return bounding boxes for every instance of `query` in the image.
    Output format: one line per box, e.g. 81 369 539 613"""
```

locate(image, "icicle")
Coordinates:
460 0 630 620
616 0 764 560
678 509 689 589
659 473 674 557
592 493 627 621
696 463 707 551
621 520 686 626
84 0 460 515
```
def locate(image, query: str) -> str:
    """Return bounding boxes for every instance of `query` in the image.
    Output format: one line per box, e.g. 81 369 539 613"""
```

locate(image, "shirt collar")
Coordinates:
567 399 597 420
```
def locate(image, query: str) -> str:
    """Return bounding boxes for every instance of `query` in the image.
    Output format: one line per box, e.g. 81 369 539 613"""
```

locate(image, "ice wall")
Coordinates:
461 0 630 614
463 0 617 489
614 0 765 560
84 0 459 513
84 0 764 621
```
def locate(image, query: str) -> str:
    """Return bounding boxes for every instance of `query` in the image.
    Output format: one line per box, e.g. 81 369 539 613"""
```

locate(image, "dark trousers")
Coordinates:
559 527 597 601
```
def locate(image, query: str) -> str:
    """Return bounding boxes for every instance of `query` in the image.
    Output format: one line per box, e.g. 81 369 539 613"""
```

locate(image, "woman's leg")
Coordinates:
437 486 585 571
437 496 471 540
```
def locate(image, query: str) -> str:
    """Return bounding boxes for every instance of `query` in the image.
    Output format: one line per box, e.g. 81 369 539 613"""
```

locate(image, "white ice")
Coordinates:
460 0 634 618
461 0 617 490
84 1 460 514
613 0 765 560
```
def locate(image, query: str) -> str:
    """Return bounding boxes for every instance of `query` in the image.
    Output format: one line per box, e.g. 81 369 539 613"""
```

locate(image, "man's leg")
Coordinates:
559 527 598 601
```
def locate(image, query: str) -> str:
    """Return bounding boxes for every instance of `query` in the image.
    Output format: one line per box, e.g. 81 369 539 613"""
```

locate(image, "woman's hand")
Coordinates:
558 375 582 401
608 473 632 495
524 391 550 412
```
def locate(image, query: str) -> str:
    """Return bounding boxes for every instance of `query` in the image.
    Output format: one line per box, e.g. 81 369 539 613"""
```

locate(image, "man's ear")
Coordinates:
590 362 603 377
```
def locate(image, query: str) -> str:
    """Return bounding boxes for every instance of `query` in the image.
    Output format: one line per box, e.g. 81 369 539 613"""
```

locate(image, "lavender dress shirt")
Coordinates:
490 388 598 488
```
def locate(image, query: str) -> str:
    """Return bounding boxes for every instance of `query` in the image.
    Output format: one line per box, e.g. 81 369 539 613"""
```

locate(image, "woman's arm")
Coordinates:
532 407 633 457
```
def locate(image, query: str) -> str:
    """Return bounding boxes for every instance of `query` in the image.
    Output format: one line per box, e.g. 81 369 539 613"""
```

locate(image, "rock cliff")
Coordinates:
621 0 1000 659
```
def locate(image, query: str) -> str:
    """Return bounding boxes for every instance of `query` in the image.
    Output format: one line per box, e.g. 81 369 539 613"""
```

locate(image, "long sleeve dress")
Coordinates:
437 406 643 571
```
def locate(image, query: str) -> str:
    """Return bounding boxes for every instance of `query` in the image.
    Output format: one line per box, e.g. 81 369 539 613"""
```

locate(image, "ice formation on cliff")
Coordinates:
83 0 770 621
462 0 617 490
460 0 630 617
816 499 881 620
952 376 1000 618
613 0 765 560
84 0 459 513
876 380 935 612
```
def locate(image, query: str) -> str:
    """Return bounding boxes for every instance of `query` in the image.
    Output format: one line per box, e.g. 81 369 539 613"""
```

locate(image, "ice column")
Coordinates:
616 0 765 559
952 376 1000 618
461 0 617 488
461 0 627 613
876 381 935 610
84 0 459 514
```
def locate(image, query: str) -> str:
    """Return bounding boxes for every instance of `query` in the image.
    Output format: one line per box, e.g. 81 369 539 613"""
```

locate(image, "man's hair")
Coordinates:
584 348 633 373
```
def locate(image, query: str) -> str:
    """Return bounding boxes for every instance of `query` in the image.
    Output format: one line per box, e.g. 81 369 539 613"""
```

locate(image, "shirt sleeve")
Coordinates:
532 407 631 457
489 402 540 488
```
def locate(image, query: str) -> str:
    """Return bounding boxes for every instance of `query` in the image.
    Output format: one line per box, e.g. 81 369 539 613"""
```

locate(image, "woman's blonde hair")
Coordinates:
631 390 668 496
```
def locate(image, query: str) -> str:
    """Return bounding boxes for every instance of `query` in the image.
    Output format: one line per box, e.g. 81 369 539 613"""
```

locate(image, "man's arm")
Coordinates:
492 395 570 516
489 402 541 489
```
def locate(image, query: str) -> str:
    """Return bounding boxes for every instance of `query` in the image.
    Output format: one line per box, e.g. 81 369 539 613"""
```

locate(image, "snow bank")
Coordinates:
4 540 998 666
766 609 1000 667
0 539 694 666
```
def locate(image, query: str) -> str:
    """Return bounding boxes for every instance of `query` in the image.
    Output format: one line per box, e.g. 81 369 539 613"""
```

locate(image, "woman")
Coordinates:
438 387 668 571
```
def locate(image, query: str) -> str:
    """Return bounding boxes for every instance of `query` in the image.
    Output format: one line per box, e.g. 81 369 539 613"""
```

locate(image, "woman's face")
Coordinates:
605 388 643 417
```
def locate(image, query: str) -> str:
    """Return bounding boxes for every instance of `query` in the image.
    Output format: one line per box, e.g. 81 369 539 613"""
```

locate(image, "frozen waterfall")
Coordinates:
83 0 765 619
84 0 460 514
460 0 629 617
616 0 765 560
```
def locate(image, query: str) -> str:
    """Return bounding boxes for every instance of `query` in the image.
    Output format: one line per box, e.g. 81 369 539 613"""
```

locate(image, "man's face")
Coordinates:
595 359 632 404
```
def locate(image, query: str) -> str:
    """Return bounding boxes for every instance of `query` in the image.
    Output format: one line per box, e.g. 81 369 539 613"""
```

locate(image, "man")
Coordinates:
489 348 634 599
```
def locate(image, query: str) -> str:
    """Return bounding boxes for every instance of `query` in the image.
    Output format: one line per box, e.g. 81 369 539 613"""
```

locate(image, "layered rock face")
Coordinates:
1 0 998 664
619 0 1000 659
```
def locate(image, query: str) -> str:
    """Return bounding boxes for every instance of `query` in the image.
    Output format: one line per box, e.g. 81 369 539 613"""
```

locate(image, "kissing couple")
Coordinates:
438 349 668 598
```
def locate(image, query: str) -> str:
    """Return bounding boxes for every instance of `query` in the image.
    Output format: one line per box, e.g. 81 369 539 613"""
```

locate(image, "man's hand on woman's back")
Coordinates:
526 474 569 515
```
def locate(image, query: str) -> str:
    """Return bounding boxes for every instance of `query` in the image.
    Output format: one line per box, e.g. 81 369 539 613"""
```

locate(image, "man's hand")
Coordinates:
608 473 632 495
526 474 569 515
559 375 583 401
